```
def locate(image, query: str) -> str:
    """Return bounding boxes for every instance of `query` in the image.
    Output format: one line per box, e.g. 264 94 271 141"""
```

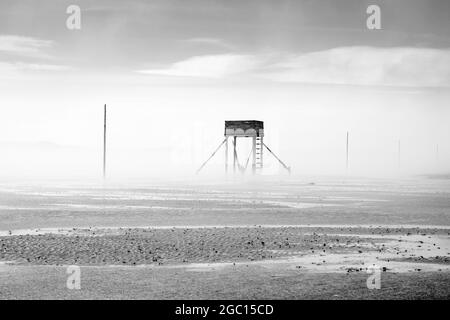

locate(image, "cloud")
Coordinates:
0 62 72 79
262 47 450 87
0 35 71 78
13 63 71 72
138 54 262 78
137 47 450 87
0 35 53 59
181 38 236 50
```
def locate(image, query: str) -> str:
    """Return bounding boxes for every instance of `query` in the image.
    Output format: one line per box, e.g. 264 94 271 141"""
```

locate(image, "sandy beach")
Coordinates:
0 177 449 299
0 225 449 269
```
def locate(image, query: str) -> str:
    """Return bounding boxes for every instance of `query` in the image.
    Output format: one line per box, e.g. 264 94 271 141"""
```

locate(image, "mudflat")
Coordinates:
0 177 449 299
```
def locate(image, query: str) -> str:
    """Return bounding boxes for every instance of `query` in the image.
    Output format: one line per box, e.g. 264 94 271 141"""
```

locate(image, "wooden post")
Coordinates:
103 104 107 179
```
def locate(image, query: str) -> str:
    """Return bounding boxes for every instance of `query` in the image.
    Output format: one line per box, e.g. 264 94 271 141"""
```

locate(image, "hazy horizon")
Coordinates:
1 0 449 180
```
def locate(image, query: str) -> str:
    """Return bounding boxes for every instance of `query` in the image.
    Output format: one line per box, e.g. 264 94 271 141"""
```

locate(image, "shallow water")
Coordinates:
0 177 449 231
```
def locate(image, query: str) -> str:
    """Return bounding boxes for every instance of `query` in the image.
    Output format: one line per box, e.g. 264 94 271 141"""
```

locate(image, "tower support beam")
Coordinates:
225 137 228 174
263 142 290 174
196 138 227 174
233 136 237 174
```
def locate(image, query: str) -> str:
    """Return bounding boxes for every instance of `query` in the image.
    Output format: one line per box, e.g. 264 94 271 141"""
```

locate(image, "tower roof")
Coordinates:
224 120 264 137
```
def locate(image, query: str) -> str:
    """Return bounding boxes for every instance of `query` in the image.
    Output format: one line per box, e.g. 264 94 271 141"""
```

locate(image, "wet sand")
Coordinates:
0 225 449 299
1 177 450 231
0 178 449 299
0 225 448 271
1 264 449 300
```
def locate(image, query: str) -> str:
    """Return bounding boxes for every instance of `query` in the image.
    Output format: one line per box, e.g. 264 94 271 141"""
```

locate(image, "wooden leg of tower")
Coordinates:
233 136 237 174
225 137 228 174
260 137 263 170
252 136 256 175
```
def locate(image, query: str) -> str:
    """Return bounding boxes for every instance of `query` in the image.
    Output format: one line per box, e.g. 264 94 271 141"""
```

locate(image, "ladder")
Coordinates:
255 137 263 170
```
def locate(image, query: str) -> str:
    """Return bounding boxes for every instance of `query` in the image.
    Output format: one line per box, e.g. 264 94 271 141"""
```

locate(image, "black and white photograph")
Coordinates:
0 0 449 307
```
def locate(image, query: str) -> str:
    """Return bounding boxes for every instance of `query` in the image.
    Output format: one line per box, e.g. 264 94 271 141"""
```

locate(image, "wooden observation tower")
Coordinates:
197 120 291 175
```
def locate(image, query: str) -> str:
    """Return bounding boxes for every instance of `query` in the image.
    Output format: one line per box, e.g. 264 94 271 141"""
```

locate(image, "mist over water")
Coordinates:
1 83 449 182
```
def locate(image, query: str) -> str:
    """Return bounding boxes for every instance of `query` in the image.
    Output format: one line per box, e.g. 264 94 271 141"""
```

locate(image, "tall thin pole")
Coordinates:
346 131 349 171
103 104 107 179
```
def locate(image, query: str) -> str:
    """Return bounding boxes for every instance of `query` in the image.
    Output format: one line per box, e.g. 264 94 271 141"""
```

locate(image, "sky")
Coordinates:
0 0 449 179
